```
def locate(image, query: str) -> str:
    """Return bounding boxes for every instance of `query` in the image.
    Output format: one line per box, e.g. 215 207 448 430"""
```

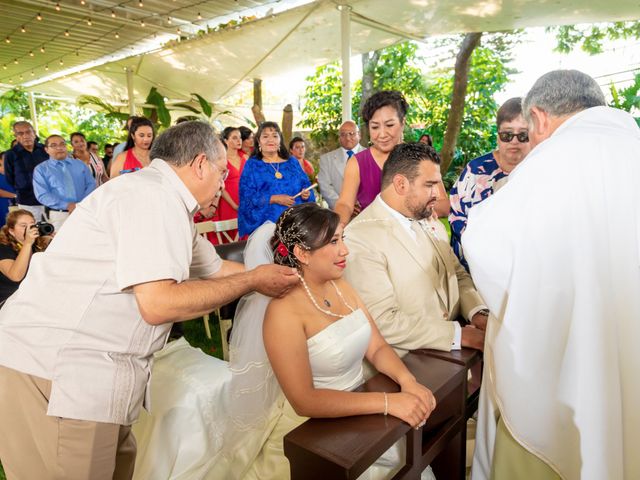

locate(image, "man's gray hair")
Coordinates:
150 121 223 167
12 121 34 132
522 70 606 123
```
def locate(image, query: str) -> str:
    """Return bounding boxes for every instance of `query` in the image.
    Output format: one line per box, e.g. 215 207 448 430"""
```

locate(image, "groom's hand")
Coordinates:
251 264 298 298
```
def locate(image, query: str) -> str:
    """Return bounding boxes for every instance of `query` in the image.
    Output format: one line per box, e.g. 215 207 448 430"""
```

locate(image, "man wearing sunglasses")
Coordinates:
448 97 531 270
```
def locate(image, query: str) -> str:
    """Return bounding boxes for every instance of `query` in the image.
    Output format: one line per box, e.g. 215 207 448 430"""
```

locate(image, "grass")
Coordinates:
0 315 224 479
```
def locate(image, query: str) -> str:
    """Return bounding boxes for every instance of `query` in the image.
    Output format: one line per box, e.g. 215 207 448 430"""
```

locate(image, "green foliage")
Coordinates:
299 63 347 144
143 87 172 129
609 73 640 124
550 21 640 54
300 40 512 179
0 89 123 151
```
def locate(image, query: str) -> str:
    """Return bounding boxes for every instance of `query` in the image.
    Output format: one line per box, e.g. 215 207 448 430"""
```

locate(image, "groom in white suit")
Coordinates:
344 142 487 359
318 120 364 208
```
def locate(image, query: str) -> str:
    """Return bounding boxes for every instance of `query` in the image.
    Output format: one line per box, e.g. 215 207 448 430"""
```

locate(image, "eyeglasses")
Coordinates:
498 131 529 143
190 154 229 182
339 131 358 138
47 142 67 149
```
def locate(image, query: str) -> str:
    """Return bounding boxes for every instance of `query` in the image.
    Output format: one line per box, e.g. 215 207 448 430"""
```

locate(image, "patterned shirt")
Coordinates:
448 152 509 270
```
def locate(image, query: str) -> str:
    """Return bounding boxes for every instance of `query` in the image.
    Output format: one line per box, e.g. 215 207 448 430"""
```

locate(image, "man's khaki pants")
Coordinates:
0 365 136 480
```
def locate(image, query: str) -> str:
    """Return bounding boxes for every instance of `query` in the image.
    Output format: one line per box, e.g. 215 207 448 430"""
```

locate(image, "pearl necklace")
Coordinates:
297 273 355 318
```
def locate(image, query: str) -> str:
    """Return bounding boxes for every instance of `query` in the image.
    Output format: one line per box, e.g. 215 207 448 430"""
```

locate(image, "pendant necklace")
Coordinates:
297 273 355 318
266 160 283 179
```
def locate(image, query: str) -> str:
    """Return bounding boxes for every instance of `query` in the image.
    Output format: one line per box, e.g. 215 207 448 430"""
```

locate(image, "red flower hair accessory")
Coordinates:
276 241 289 257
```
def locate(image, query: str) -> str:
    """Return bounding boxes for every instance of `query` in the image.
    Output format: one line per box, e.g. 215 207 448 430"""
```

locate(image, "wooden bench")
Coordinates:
284 349 481 479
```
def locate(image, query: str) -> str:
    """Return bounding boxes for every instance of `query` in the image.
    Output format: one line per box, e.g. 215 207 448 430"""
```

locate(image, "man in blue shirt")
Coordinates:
33 135 96 232
4 121 48 221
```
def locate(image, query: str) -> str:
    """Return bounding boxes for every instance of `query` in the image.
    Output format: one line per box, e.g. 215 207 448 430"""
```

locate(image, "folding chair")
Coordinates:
195 218 239 244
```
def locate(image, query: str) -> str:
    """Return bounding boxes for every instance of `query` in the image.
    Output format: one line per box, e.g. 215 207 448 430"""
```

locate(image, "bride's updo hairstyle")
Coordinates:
271 204 340 269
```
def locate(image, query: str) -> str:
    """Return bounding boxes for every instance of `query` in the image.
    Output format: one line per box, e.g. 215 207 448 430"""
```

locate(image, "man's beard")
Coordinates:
406 197 433 221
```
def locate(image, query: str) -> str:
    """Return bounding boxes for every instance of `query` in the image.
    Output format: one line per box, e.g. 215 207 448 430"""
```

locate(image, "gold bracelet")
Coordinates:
383 392 388 416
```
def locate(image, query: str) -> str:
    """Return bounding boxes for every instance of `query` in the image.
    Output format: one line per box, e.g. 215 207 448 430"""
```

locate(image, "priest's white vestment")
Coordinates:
464 106 640 479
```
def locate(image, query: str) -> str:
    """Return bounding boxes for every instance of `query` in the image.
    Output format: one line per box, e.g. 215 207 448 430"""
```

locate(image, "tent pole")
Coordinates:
340 4 352 122
126 68 136 115
27 92 39 136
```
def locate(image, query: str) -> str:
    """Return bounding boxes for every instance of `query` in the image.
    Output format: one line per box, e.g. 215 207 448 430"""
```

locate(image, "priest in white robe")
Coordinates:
464 69 640 479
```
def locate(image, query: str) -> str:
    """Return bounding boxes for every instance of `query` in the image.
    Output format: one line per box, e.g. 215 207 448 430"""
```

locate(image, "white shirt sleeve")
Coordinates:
190 233 222 279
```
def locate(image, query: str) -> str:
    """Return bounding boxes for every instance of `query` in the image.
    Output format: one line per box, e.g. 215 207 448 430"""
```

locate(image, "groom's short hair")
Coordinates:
381 142 440 189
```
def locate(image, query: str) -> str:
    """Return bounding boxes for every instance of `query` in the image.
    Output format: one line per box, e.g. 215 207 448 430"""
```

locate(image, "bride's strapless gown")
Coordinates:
133 308 434 479
244 308 435 480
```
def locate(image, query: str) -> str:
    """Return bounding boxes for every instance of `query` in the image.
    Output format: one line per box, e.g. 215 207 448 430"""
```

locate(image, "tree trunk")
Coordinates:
440 32 482 174
360 50 380 145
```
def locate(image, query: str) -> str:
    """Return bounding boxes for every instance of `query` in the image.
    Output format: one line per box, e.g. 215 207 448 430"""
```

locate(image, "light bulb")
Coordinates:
37 13 42 20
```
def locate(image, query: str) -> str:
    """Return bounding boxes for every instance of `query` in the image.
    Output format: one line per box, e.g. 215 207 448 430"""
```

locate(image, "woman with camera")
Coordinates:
0 209 49 304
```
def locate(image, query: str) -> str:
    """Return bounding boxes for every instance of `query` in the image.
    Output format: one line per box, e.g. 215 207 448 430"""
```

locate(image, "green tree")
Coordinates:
300 39 512 184
550 21 640 54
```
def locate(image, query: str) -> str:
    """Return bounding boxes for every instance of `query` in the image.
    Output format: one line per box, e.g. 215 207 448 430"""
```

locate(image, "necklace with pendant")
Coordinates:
297 273 355 318
266 160 283 179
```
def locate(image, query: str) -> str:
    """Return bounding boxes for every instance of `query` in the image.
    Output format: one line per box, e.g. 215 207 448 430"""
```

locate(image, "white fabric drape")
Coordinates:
465 106 640 479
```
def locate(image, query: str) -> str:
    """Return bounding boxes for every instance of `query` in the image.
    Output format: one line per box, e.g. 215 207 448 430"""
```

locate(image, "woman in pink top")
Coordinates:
110 118 155 177
334 91 408 225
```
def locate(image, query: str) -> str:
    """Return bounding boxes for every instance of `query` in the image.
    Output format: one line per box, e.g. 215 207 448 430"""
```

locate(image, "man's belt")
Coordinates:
44 206 69 214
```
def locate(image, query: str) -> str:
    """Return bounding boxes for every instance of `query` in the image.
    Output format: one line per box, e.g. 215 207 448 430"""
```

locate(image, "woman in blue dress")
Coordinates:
238 122 315 236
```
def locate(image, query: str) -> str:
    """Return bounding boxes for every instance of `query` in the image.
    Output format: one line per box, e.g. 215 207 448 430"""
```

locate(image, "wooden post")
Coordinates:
339 4 352 122
253 78 263 111
282 104 293 147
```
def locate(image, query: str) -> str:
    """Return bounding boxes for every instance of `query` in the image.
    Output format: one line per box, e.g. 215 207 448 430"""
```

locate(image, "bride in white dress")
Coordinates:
230 203 437 479
135 204 437 479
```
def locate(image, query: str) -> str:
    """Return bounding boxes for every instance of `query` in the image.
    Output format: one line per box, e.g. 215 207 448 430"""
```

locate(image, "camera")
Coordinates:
32 221 55 236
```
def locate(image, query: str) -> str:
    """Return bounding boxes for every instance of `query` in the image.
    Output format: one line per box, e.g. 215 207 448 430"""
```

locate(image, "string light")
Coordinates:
176 27 182 34
80 0 86 4
114 31 120 39
19 75 24 80
55 2 61 11
36 13 42 21
40 46 45 53
30 71 34 76
13 59 18 64
2 65 6 70
45 65 49 70
167 17 172 24
4 37 9 44
111 10 116 18
29 51 34 57
59 59 64 65
64 30 70 36
76 50 80 56
138 1 143 6
87 18 93 26
140 20 145 27
21 26 26 33
197 12 202 20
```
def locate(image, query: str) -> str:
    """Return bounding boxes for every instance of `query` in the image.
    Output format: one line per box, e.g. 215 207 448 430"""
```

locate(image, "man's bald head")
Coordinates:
338 121 360 150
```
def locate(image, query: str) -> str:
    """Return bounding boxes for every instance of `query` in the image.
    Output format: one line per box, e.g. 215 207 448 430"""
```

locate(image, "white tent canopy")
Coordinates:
15 0 640 106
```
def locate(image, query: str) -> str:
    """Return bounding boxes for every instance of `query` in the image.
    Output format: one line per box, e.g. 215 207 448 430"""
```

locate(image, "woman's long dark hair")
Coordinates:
0 210 48 253
270 204 340 268
253 121 289 161
125 117 155 151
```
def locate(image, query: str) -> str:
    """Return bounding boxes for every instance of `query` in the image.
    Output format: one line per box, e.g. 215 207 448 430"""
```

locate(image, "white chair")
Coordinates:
196 219 240 360
196 218 239 244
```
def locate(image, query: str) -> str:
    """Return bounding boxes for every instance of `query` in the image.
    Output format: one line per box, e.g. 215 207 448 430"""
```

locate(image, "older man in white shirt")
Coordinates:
466 70 640 480
318 120 364 208
0 121 297 480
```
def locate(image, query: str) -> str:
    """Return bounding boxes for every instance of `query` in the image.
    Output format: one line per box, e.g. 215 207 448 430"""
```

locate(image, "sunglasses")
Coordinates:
498 131 529 143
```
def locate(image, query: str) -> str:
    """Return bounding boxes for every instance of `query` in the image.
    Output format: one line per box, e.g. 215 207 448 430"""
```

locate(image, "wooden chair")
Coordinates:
196 219 239 244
